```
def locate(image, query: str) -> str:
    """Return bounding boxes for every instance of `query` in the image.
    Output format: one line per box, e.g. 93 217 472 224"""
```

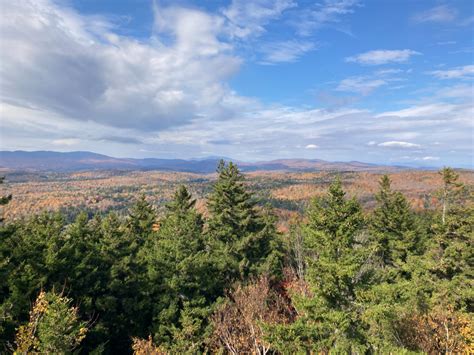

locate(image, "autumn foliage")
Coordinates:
0 163 472 353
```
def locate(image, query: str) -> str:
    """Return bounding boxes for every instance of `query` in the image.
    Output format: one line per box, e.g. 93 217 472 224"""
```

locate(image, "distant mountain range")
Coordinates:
0 150 410 173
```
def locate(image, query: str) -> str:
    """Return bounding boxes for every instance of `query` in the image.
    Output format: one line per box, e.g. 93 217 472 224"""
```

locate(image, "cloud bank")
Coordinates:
0 0 472 168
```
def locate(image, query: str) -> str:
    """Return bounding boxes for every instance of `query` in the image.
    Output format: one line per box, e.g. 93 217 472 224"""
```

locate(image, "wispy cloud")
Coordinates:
0 0 472 167
436 40 457 46
412 5 458 24
378 141 421 149
377 103 462 119
259 40 316 64
222 0 296 38
294 0 360 36
346 49 421 65
428 65 474 79
336 76 387 94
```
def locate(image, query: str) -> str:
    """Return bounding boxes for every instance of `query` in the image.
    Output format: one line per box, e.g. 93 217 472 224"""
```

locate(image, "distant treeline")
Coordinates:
0 163 472 354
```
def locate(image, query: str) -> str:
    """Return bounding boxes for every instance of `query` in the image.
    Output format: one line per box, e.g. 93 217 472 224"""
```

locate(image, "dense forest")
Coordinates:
0 162 472 354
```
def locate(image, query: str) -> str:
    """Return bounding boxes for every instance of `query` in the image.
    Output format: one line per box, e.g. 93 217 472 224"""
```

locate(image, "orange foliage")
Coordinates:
132 336 167 355
398 306 473 353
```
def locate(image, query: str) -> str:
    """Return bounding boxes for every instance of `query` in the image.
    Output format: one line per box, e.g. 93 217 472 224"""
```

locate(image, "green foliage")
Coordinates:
438 167 464 224
1 164 472 353
370 175 419 278
15 290 88 354
145 186 213 350
424 202 474 310
274 178 369 352
207 160 283 282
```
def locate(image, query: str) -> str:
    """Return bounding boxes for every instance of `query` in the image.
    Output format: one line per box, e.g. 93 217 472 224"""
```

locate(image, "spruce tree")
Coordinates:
126 194 157 247
425 195 473 310
99 196 156 351
207 160 282 282
438 167 464 224
275 178 368 353
145 186 213 351
370 175 417 275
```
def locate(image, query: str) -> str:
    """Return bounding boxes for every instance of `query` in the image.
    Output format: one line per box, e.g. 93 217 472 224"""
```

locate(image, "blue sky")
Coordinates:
0 0 473 167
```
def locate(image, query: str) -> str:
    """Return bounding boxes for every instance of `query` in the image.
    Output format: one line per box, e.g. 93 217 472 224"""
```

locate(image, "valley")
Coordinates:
2 167 473 231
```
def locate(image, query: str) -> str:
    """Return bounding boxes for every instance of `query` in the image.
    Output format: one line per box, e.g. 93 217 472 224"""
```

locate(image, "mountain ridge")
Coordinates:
0 150 419 173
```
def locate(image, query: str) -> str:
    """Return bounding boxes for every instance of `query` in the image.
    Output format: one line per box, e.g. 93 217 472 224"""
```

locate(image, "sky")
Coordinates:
0 0 473 167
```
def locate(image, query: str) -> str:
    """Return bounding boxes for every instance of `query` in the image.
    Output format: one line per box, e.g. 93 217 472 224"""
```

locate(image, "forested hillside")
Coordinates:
0 162 472 354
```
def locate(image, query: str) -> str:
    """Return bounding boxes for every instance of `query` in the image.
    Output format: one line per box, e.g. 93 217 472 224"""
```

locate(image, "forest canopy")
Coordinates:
0 163 472 354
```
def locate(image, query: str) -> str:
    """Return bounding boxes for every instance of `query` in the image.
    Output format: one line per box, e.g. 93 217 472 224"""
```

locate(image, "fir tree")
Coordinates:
425 198 474 310
126 194 157 247
207 160 282 281
145 186 213 351
100 197 156 351
438 167 464 224
370 175 418 275
274 178 369 353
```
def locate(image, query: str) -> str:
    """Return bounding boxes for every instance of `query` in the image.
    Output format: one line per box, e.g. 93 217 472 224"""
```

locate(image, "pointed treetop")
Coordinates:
439 167 460 186
166 185 196 213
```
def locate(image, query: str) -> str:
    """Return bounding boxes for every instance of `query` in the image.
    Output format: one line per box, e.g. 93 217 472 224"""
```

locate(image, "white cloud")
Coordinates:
375 68 405 76
413 5 457 24
51 138 81 146
305 144 319 149
346 49 421 65
336 76 386 94
376 102 474 122
259 40 316 64
436 41 457 46
428 65 474 79
422 156 440 161
0 0 472 168
222 0 296 38
294 0 359 36
435 84 473 99
378 141 421 149
0 0 244 132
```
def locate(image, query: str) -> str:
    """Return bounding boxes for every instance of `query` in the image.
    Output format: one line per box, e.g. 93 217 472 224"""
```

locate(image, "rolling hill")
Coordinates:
0 150 408 173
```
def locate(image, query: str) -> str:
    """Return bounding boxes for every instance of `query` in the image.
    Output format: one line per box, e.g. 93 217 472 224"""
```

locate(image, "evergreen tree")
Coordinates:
370 175 418 276
0 213 65 336
126 194 157 247
425 198 473 310
98 196 156 351
145 186 213 351
207 160 282 282
438 167 464 224
273 178 369 353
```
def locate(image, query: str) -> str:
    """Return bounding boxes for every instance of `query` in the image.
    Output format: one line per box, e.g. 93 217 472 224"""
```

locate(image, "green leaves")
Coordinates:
15 290 88 354
369 175 420 278
2 164 471 353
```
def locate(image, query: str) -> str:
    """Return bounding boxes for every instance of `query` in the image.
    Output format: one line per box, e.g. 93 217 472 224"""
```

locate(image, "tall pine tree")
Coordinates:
145 186 214 352
271 178 369 353
207 161 282 282
370 175 418 277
